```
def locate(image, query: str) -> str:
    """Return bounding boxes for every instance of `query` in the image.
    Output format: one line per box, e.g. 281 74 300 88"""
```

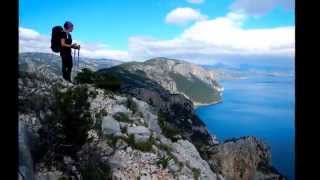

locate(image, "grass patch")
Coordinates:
126 134 155 152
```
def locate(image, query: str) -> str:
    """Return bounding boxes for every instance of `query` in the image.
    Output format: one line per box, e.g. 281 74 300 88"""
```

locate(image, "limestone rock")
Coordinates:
171 140 218 180
207 136 285 180
101 116 121 135
127 126 151 142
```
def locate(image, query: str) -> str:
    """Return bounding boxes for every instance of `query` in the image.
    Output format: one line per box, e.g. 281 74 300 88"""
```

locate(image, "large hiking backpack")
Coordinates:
51 26 63 52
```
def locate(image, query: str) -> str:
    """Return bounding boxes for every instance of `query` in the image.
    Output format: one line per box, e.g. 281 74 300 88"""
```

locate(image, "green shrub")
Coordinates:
158 143 172 153
37 85 93 165
126 134 155 152
105 134 119 148
80 157 111 180
126 96 138 114
134 137 155 152
156 156 172 169
127 134 135 147
94 74 121 92
74 68 121 92
74 68 97 84
192 168 201 180
113 112 131 123
158 111 181 141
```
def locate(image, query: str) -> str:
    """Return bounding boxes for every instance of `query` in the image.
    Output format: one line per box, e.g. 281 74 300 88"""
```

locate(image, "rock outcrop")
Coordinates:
206 137 286 180
127 126 151 143
101 116 121 135
171 140 218 180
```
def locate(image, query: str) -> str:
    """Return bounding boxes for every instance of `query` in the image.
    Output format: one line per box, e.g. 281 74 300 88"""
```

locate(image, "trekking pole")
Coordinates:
73 49 76 80
78 46 80 72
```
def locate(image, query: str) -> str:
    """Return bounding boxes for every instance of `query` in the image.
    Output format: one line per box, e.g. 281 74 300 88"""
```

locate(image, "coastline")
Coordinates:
193 99 223 109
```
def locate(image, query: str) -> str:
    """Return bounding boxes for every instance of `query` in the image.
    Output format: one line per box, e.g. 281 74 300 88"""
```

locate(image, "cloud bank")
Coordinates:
129 12 294 64
19 27 129 61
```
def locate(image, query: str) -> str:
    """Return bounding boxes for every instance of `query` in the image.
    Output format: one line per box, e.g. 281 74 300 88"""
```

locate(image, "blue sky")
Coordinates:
19 0 295 65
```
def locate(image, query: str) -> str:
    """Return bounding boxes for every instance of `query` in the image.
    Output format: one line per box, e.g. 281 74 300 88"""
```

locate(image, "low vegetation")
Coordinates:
78 145 112 180
126 96 138 114
37 85 93 166
169 72 221 104
126 134 155 152
158 111 181 141
192 168 201 180
156 156 172 169
113 112 131 123
75 68 121 92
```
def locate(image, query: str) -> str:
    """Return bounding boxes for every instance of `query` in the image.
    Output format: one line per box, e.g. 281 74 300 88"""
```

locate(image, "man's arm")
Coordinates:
61 38 73 48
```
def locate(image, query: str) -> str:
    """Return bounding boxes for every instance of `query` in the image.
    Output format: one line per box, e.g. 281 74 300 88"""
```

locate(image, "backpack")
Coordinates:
50 26 63 52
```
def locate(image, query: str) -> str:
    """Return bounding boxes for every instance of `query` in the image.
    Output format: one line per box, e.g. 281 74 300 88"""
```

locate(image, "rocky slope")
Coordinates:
98 57 223 105
97 62 220 153
18 57 285 180
18 70 222 180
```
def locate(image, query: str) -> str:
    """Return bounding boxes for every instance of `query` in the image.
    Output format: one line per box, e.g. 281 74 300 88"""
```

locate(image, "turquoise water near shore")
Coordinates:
195 74 295 180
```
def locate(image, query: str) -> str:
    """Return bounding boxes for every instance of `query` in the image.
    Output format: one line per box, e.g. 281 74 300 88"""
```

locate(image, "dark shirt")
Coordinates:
60 31 72 55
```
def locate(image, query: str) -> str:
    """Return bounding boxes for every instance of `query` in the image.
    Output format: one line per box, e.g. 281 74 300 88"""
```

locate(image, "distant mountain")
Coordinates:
98 57 223 105
19 52 123 76
203 62 294 80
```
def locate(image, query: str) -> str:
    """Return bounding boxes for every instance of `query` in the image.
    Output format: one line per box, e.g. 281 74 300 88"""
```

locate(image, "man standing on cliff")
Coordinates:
59 21 80 82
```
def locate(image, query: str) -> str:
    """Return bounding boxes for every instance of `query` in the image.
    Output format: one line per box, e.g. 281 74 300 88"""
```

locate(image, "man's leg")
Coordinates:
61 54 69 81
65 54 73 82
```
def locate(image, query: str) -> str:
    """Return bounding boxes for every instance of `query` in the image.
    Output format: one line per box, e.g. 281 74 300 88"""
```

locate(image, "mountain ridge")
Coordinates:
98 57 223 105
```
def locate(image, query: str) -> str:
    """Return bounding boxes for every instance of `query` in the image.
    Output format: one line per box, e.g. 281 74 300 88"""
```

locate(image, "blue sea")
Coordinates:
195 73 295 180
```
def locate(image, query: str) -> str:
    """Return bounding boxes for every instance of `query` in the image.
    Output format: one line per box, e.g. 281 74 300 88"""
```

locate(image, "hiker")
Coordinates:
60 21 80 82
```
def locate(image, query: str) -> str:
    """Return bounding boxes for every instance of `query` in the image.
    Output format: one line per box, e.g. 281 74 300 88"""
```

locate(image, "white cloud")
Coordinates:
19 27 52 53
230 0 295 16
129 11 295 64
165 7 207 25
186 0 204 4
19 27 129 61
